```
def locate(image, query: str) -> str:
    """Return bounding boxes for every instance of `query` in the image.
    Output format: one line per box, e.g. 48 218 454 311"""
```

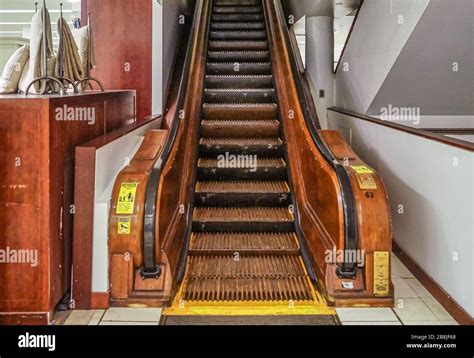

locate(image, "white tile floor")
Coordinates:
62 253 458 326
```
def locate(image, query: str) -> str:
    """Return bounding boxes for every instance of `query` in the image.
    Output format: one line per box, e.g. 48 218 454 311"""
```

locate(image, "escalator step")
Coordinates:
186 255 305 278
212 13 264 22
182 276 314 302
214 0 260 5
207 63 271 76
214 0 261 6
209 40 268 51
195 180 291 207
203 103 277 120
204 88 275 103
206 75 273 88
210 31 267 41
211 22 266 31
208 51 270 62
197 157 287 180
192 206 294 232
189 232 300 254
213 6 262 14
200 119 280 138
199 137 283 156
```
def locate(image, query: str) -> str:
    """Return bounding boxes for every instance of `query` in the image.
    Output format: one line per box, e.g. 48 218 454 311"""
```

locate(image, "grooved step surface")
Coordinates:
199 137 282 146
214 0 261 5
213 6 262 14
200 121 279 138
212 13 264 22
209 40 268 51
206 75 273 89
211 22 265 31
190 232 299 252
182 276 314 302
198 157 285 168
203 103 277 120
210 31 267 40
204 88 275 103
208 51 269 61
193 207 293 222
186 255 305 278
206 63 271 75
196 181 289 193
199 137 283 157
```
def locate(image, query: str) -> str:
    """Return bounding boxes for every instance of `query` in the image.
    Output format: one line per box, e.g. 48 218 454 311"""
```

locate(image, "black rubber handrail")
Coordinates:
274 0 358 278
141 0 204 278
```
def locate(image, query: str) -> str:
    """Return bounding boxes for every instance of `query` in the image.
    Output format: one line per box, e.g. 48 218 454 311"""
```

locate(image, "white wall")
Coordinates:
335 0 430 113
368 0 474 116
328 110 474 318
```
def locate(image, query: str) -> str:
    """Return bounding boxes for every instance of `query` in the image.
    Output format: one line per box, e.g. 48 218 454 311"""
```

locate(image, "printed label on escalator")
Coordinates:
116 182 138 215
118 217 131 235
356 173 377 190
373 251 390 296
350 165 374 174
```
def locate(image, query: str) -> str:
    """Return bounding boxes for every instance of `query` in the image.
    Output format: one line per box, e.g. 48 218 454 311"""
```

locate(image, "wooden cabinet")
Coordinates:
0 90 135 324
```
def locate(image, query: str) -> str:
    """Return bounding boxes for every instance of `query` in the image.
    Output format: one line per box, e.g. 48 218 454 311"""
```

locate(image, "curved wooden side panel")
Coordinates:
108 130 169 300
265 0 393 306
320 130 393 306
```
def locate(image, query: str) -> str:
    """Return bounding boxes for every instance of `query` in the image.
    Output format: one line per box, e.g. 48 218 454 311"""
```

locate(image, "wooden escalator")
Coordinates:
107 0 393 314
167 0 329 315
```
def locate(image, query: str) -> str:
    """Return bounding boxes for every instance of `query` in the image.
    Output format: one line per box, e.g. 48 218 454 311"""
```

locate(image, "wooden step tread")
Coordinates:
198 157 285 168
214 0 261 5
203 103 276 108
199 137 282 146
211 22 266 30
204 87 273 91
186 255 306 278
190 232 299 252
193 207 293 222
201 119 279 125
182 276 314 302
196 180 289 193
212 14 264 22
206 74 272 79
213 6 262 14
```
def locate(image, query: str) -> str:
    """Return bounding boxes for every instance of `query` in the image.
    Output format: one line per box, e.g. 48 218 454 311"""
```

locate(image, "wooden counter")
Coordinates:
0 90 135 324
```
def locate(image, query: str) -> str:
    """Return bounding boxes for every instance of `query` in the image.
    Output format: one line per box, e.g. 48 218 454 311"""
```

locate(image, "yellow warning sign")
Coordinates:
356 173 377 190
351 165 374 174
118 217 131 235
116 182 138 215
373 251 390 296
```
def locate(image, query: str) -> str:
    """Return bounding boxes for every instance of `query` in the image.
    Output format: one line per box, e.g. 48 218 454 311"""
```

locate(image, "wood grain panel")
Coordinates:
82 0 153 121
0 91 136 323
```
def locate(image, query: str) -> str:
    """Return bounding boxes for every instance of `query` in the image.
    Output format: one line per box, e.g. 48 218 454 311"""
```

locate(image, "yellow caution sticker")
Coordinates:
116 182 138 214
118 217 131 235
373 251 390 296
350 165 374 174
356 173 377 190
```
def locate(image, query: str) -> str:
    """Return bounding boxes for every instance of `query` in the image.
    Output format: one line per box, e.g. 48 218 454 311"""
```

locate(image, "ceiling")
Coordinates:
0 0 81 45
